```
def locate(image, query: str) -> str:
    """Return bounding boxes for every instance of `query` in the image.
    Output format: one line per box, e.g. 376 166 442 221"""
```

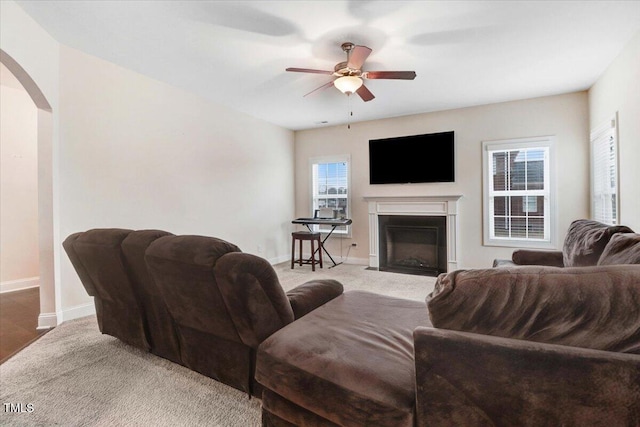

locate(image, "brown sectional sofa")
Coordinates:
257 264 640 426
63 228 343 397
255 219 640 426
493 218 635 268
64 222 640 425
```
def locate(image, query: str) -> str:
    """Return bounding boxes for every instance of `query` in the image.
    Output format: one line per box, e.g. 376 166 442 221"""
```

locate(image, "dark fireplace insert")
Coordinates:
378 215 447 276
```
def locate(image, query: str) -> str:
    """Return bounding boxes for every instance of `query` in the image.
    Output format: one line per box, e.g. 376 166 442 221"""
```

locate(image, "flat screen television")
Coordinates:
369 131 455 184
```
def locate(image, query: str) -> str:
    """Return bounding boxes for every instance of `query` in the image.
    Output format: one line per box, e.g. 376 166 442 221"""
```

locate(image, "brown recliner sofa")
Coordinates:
63 228 343 397
63 229 171 355
256 253 640 425
493 218 635 268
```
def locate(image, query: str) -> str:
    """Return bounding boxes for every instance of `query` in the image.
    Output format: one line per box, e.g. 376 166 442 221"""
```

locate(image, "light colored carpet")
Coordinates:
0 263 436 427
276 262 436 300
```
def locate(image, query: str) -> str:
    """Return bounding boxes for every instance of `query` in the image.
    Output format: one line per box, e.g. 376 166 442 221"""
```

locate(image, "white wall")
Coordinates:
0 2 59 111
294 92 590 269
589 30 640 231
0 69 39 290
0 0 59 326
57 45 295 309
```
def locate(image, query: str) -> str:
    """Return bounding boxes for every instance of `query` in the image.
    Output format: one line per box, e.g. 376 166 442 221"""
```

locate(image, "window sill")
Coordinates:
483 238 556 250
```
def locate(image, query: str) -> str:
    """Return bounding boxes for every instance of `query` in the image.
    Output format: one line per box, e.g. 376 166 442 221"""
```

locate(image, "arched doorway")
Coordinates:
1 49 56 330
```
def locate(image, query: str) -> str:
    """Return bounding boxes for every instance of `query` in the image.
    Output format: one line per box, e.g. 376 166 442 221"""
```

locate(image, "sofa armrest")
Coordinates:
286 280 343 319
512 249 564 266
413 327 640 427
214 252 296 347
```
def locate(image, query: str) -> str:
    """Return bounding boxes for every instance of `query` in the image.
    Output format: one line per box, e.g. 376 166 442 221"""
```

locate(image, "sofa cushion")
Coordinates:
562 219 633 267
427 265 640 354
214 252 295 348
256 291 430 427
145 235 254 394
512 249 564 267
598 233 640 265
121 229 181 363
145 234 242 341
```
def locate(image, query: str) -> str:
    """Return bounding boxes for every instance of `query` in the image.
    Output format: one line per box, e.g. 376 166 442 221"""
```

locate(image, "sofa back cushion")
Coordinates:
562 219 633 267
426 265 640 354
121 230 182 363
145 235 258 393
63 228 150 350
214 252 294 348
598 233 640 265
144 235 242 342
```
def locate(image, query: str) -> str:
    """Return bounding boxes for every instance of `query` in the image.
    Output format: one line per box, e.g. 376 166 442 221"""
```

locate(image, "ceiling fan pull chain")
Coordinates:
347 94 353 129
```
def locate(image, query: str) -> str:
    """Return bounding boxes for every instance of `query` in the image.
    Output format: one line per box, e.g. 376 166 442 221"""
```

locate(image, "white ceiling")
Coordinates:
15 1 640 131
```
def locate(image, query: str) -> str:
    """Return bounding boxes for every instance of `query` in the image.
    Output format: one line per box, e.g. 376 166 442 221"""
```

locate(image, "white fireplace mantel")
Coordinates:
363 195 462 272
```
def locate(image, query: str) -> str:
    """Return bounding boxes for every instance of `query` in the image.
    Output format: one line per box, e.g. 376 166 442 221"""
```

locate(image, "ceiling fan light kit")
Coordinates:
286 41 416 102
334 76 363 94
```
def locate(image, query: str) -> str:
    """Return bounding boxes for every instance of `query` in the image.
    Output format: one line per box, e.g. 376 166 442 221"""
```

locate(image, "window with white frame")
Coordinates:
591 116 618 225
482 136 556 248
310 155 350 234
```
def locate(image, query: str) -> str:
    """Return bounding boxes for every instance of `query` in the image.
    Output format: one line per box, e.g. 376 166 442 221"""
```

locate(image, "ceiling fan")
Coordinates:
286 42 416 102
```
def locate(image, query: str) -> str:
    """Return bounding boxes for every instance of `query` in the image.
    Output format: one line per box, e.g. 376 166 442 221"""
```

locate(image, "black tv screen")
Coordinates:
369 131 455 184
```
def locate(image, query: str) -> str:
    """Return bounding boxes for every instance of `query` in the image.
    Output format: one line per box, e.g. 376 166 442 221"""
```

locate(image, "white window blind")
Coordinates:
483 136 556 248
310 155 350 234
591 116 618 225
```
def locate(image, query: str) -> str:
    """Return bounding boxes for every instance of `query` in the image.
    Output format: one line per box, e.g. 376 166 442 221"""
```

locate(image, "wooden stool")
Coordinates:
291 231 323 271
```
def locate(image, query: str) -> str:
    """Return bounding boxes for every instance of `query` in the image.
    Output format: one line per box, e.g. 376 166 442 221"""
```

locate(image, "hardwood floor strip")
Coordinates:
0 287 47 364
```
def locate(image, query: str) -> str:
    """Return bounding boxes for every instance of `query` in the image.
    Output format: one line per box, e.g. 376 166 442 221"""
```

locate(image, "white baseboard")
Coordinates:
37 303 95 329
58 302 96 323
267 254 291 265
0 277 39 293
341 257 369 266
37 312 57 330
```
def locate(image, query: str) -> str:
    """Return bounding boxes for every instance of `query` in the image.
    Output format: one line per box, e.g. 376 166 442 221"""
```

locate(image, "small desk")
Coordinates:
292 218 353 268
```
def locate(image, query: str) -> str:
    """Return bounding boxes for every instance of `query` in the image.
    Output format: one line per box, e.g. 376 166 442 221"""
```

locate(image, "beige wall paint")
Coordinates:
0 74 39 285
295 92 590 269
57 45 295 309
589 30 640 231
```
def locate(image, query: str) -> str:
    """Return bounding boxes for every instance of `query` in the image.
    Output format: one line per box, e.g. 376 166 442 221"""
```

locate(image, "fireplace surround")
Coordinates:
364 195 462 273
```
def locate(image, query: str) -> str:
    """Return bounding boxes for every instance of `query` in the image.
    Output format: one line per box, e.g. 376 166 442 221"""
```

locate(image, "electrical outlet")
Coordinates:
257 245 263 253
351 243 357 247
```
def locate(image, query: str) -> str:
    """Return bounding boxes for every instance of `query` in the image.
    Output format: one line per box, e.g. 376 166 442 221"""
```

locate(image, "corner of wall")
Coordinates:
56 301 96 325
37 312 57 330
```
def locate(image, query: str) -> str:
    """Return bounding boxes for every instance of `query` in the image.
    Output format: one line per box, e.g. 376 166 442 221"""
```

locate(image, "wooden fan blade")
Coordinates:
347 45 372 70
356 84 375 102
365 71 417 80
304 81 335 97
286 67 333 75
